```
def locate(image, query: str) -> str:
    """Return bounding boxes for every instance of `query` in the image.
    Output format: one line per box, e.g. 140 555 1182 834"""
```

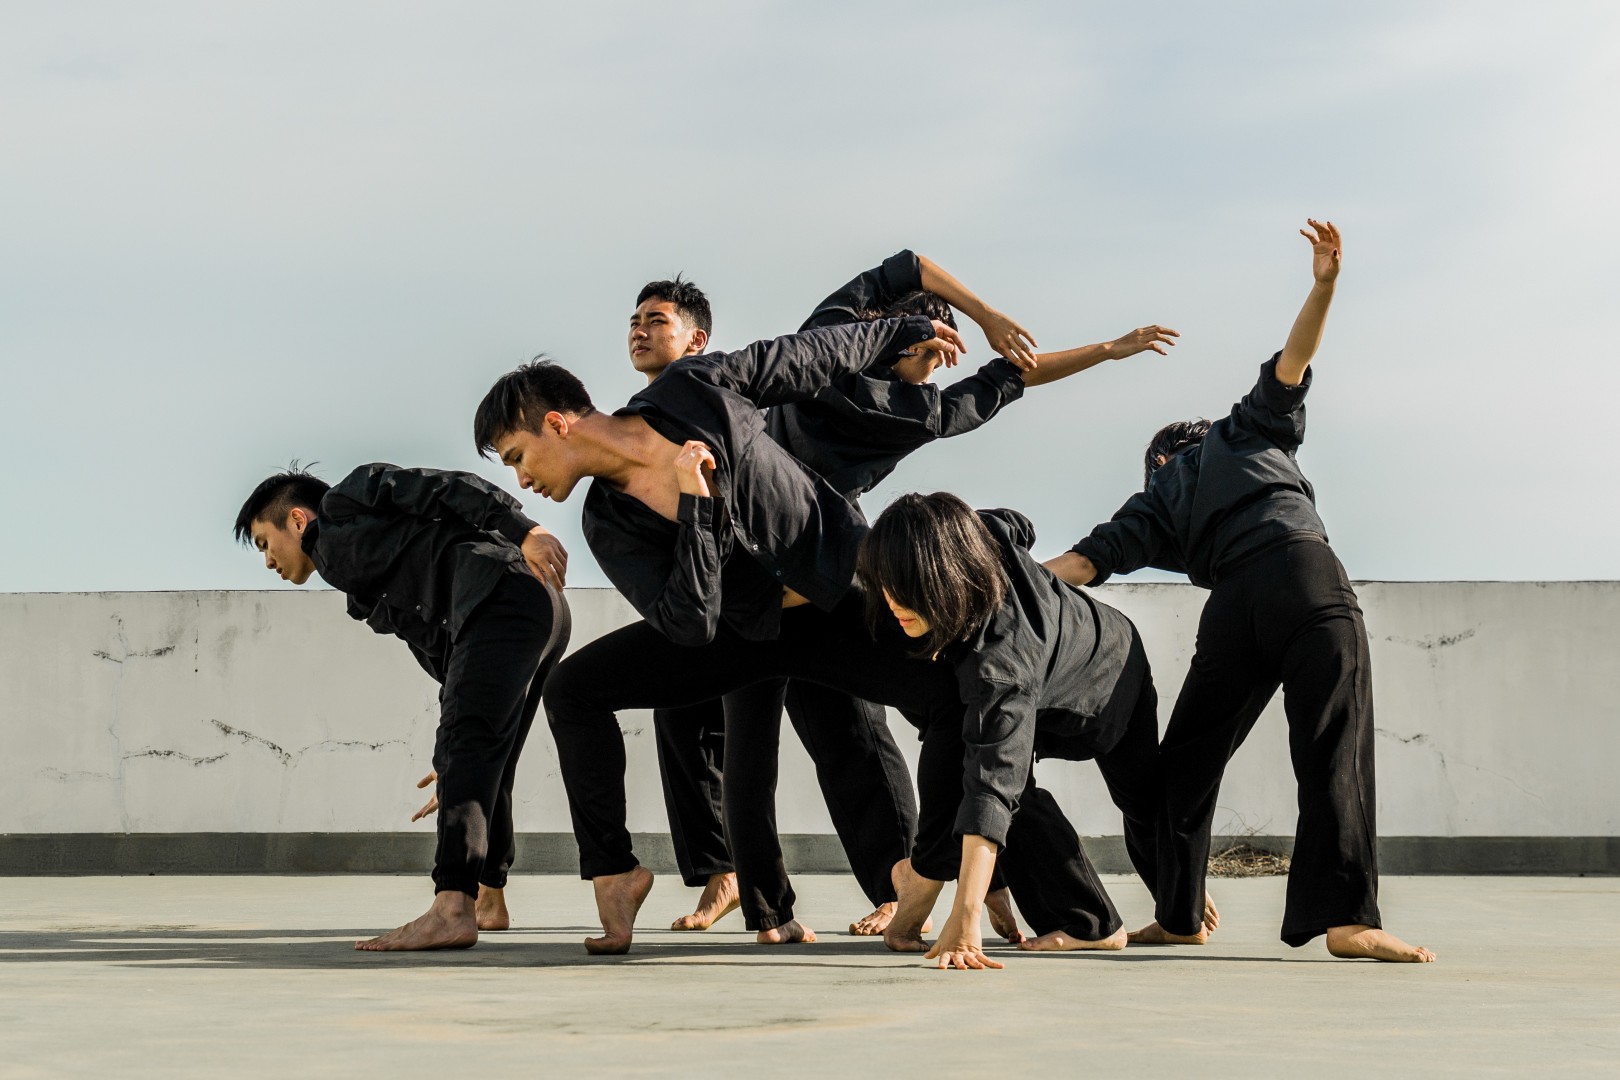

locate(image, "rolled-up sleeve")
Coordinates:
1072 489 1173 585
799 250 924 331
955 678 1039 847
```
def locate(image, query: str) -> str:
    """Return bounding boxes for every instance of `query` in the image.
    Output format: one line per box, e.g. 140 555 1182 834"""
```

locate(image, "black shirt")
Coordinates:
1072 354 1327 589
582 316 937 646
942 509 1143 847
303 463 538 678
764 249 1028 501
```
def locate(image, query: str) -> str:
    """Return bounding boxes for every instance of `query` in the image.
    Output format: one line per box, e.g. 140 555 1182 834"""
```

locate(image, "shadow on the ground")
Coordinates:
0 927 1326 970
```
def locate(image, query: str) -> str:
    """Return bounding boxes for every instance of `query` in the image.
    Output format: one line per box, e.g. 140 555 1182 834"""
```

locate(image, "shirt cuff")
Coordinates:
955 792 1014 849
496 514 540 546
883 249 924 295
677 493 719 527
898 314 936 349
1260 351 1312 401
1070 538 1114 586
984 357 1028 402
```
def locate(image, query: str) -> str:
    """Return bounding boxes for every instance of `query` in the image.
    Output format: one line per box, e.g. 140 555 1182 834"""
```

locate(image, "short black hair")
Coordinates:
857 491 1007 659
1144 419 1212 487
636 275 713 335
474 356 597 458
234 463 330 545
855 289 958 330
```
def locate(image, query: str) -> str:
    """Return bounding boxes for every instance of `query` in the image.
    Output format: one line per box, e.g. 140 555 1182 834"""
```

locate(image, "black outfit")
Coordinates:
306 464 572 897
1071 356 1381 946
568 318 939 929
907 509 1161 941
653 252 1028 908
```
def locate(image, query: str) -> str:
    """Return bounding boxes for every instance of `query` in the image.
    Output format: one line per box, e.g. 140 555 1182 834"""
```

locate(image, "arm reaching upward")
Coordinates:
1276 219 1341 387
918 254 1040 370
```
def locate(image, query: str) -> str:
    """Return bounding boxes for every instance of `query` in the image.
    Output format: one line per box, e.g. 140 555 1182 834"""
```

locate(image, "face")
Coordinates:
493 418 584 503
882 589 932 639
250 508 317 585
628 299 705 378
891 346 944 386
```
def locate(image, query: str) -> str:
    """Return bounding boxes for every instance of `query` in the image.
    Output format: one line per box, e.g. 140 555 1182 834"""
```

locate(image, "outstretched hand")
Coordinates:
975 307 1039 370
1302 218 1342 283
1109 324 1180 360
410 771 438 822
674 440 716 498
924 907 1005 971
521 526 568 588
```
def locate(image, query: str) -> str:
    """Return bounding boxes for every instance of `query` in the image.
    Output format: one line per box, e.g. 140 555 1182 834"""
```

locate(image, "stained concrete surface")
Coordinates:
0 874 1615 1078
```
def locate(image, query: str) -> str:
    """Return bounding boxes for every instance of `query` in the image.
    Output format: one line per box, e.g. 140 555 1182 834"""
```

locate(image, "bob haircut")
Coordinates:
857 491 1006 659
1143 418 1212 487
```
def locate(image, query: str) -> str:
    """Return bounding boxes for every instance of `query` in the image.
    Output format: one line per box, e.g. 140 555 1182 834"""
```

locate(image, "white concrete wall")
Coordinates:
3 583 1615 838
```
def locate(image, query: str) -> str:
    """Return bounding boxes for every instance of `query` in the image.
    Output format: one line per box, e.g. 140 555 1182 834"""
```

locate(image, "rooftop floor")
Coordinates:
2 873 1615 1077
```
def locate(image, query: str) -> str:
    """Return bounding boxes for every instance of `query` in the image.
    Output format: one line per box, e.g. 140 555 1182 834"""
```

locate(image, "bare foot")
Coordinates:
884 858 943 954
757 919 818 945
1018 926 1127 952
476 885 510 931
985 888 1024 944
584 866 655 955
850 902 897 936
1204 892 1220 934
1127 919 1209 945
669 872 740 931
1326 924 1435 963
355 891 477 952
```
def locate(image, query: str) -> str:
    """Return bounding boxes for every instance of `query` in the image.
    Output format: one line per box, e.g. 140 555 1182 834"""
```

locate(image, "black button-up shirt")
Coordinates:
583 316 937 646
942 509 1143 847
1071 354 1328 589
764 250 1027 501
303 463 538 678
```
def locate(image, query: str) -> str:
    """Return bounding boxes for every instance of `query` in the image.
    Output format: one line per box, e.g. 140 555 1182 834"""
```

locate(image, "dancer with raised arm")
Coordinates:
1045 221 1434 962
233 464 570 951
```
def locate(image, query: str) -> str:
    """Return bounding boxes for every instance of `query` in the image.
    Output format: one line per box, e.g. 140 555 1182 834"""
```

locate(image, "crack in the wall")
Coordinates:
1376 726 1542 803
206 720 409 765
1384 628 1477 650
37 767 119 782
208 720 293 765
122 749 229 767
299 737 410 756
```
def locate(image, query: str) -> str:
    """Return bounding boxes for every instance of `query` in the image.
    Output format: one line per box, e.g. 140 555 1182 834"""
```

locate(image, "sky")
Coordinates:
2 0 1617 593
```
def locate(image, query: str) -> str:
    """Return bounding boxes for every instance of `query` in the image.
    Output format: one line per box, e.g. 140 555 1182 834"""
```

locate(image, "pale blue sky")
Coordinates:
3 1 1616 592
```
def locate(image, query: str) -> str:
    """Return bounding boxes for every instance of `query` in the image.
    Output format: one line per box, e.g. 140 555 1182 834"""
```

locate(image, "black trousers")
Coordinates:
910 661 1163 942
431 573 571 897
1154 536 1381 946
653 679 918 907
543 595 957 931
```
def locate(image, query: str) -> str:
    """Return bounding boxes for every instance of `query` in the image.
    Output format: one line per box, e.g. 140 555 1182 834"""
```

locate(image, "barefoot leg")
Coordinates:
356 891 479 952
476 885 510 931
585 866 655 955
985 887 1024 944
670 872 740 931
757 919 818 945
1325 924 1435 963
1019 926 1127 952
1126 919 1208 946
884 859 943 954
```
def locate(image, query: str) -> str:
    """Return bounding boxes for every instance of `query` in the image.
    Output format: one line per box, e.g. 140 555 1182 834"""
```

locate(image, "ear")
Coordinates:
544 410 571 438
686 327 708 355
1154 454 1168 467
288 506 310 532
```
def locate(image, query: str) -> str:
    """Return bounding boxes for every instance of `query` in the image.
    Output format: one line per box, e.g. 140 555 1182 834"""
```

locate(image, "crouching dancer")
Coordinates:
1046 220 1434 962
233 463 571 951
859 493 1197 970
475 316 972 954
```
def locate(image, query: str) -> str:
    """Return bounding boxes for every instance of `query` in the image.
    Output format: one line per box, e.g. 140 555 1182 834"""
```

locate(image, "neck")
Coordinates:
571 412 666 491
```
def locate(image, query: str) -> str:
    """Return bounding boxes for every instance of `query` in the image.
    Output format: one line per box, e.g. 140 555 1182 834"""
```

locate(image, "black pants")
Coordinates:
910 660 1163 942
1154 536 1380 946
653 679 917 907
543 595 956 930
431 573 571 897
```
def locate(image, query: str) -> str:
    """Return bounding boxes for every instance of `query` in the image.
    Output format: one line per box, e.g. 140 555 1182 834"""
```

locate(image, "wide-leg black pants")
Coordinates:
543 595 957 931
1153 536 1381 946
653 680 918 908
430 573 571 897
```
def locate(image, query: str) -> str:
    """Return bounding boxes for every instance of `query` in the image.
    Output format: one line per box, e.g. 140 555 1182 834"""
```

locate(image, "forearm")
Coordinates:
1277 280 1335 386
950 834 1000 917
917 255 989 324
1042 551 1097 586
1020 342 1112 387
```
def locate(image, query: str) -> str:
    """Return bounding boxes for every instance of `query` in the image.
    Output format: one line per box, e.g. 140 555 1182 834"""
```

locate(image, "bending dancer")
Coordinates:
1045 220 1434 963
635 256 1179 936
475 316 973 953
857 493 1182 970
233 464 571 951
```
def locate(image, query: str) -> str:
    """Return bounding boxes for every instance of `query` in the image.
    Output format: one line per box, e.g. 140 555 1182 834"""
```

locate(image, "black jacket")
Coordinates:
764 250 1027 501
582 316 937 646
1072 354 1327 588
304 463 538 678
942 509 1144 847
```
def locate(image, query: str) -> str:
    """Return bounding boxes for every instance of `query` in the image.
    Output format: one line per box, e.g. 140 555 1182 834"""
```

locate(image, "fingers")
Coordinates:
410 795 438 822
416 772 436 789
931 321 967 353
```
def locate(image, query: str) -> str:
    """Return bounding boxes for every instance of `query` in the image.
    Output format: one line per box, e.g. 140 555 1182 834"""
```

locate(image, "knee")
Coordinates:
542 656 596 728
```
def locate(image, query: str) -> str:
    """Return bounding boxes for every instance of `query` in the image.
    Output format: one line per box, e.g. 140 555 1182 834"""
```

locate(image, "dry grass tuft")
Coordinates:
1207 843 1291 878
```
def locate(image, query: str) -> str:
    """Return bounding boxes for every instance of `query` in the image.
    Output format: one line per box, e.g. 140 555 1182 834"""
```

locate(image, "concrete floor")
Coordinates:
0 874 1615 1078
